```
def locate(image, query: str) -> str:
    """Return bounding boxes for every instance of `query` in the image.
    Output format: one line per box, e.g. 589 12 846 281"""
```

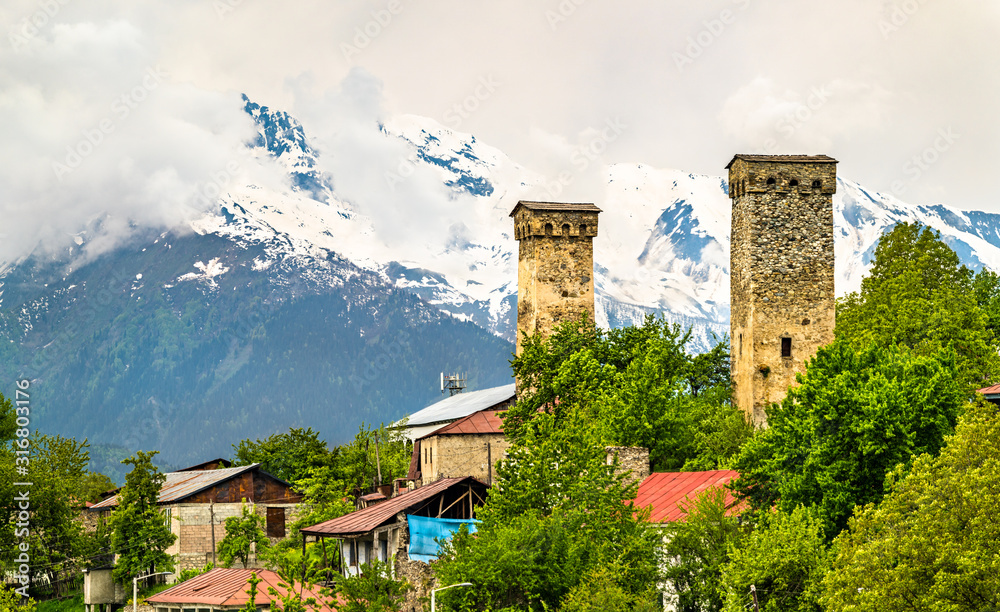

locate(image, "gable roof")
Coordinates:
423 409 504 438
509 201 603 216
634 470 740 523
301 476 485 537
404 384 515 427
978 383 1000 399
178 458 233 471
146 568 336 610
89 464 290 510
724 154 838 169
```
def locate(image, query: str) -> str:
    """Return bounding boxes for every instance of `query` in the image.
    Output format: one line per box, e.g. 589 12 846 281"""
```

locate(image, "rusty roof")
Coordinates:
978 383 1000 397
725 154 838 169
301 476 485 537
90 464 277 510
634 470 741 523
423 409 504 438
178 458 233 471
146 568 337 610
509 201 602 217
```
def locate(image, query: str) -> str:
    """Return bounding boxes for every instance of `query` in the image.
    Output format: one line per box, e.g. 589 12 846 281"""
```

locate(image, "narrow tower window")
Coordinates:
580 224 587 235
544 223 553 236
789 179 799 187
766 177 776 186
562 223 571 236
781 337 792 358
812 179 821 189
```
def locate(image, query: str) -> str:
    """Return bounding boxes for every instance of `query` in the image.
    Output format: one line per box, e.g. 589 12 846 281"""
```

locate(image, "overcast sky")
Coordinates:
2 0 997 262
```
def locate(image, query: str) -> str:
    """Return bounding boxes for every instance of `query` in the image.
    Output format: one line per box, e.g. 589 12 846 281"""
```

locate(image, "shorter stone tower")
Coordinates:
510 201 601 357
727 155 837 426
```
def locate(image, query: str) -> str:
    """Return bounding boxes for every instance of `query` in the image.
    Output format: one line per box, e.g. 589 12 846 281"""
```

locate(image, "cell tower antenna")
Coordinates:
441 372 467 396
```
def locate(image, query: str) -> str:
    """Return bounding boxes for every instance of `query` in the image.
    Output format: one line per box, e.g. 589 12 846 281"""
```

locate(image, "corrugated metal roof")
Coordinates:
301 476 484 537
146 568 337 609
725 154 838 169
423 409 504 438
404 384 515 427
978 383 1000 396
509 201 603 216
90 464 261 510
633 470 741 523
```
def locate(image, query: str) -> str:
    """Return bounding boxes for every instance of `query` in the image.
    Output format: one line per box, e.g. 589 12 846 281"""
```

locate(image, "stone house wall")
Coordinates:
729 157 837 426
420 433 510 486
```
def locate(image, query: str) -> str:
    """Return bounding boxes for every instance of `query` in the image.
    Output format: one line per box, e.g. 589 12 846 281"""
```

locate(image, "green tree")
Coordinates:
0 583 35 612
661 487 746 612
334 558 411 612
109 451 176 585
560 564 661 612
232 427 332 483
973 267 1000 346
433 408 660 611
821 400 1000 611
721 506 828 612
505 315 748 472
732 338 963 535
837 223 1000 390
217 503 270 569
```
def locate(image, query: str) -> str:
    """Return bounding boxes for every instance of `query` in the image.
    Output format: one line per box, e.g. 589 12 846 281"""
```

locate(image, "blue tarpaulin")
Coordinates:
407 515 479 562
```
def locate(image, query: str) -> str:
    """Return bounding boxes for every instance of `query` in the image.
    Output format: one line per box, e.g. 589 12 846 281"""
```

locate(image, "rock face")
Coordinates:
728 155 837 426
511 201 602 358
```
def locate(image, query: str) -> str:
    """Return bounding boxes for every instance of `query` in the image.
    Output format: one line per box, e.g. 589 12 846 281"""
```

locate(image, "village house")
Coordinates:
979 383 1000 405
300 475 488 612
146 567 337 612
409 408 511 486
88 462 302 576
633 470 742 612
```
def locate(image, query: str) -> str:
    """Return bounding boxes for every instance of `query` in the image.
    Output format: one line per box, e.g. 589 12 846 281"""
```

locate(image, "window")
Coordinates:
561 223 571 236
544 223 553 236
766 177 776 186
812 179 821 188
789 179 799 187
266 507 285 539
380 538 388 561
739 334 743 356
781 337 792 358
580 224 587 235
348 540 357 566
163 508 171 529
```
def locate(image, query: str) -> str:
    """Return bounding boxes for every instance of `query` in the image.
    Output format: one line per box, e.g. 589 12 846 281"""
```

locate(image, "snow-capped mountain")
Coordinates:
4 94 1000 470
213 97 1000 351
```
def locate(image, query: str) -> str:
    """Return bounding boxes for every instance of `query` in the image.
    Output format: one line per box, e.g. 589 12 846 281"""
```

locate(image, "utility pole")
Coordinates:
750 584 760 612
210 501 217 567
374 431 383 486
486 442 492 486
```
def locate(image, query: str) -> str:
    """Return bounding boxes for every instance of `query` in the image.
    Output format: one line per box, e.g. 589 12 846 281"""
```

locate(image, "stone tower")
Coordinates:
727 155 837 426
510 201 601 357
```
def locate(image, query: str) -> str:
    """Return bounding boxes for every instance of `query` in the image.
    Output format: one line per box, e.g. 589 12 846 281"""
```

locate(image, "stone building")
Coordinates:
89 463 302 575
510 201 602 358
411 409 511 486
727 154 837 426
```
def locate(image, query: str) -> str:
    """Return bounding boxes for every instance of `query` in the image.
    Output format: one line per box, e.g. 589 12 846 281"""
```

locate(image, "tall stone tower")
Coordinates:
727 155 837 426
510 201 601 357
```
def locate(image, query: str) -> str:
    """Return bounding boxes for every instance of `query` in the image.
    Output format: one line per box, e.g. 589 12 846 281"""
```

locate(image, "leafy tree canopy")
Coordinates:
333 558 411 612
821 400 1000 611
217 503 270 569
721 506 828 612
232 427 332 483
505 314 748 472
837 222 1000 390
732 338 963 536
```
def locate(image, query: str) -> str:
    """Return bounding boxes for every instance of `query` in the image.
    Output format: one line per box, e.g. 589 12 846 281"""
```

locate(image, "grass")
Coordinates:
35 592 84 612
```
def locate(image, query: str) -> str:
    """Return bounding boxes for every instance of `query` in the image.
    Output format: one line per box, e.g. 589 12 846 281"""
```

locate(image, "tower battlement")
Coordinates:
727 155 837 426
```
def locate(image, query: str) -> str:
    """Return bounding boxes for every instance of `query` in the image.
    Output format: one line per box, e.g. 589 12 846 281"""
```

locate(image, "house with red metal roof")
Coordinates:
146 567 338 612
633 470 742 523
89 463 302 576
979 383 1000 405
407 409 510 486
300 475 488 612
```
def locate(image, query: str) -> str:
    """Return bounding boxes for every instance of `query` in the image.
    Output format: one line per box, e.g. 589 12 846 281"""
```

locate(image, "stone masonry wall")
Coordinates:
605 446 651 487
513 206 600 357
420 433 510 486
729 157 836 426
167 502 302 574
